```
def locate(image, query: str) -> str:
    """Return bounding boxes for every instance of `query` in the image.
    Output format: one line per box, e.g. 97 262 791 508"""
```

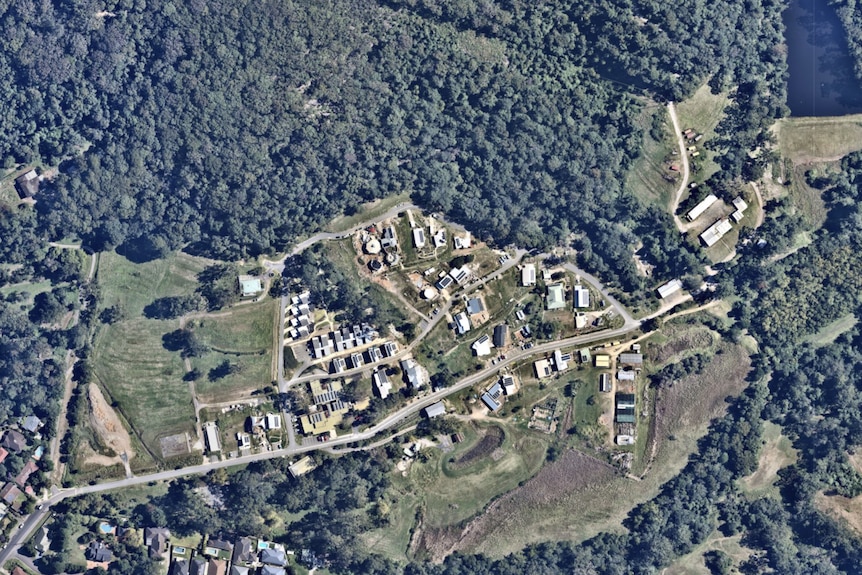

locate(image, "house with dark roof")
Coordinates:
14 460 38 487
144 527 171 559
1 430 26 453
260 547 288 566
229 566 250 575
0 483 22 506
492 324 509 348
170 559 190 575
231 536 255 565
14 169 39 199
86 541 114 563
260 567 287 575
206 558 227 575
22 415 42 433
189 558 208 575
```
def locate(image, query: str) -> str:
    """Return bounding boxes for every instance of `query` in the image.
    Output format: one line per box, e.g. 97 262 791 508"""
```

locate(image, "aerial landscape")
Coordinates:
2 0 862 574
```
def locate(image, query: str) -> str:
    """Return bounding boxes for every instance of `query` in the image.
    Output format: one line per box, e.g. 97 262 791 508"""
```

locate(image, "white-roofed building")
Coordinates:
454 312 471 335
471 335 493 357
424 402 446 418
574 285 590 308
686 194 718 221
373 370 392 399
657 279 683 299
700 219 733 247
521 264 536 287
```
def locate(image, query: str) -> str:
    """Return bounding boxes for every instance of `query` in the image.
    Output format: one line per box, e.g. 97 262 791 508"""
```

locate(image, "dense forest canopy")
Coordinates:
0 0 785 293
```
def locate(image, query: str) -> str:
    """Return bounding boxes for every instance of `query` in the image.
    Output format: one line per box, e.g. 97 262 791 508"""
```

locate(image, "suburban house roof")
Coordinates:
657 279 683 299
501 375 517 395
471 334 492 357
534 359 552 378
1 430 26 453
493 324 509 348
732 196 748 211
260 547 288 566
208 538 233 552
686 194 718 221
546 284 565 310
412 228 426 248
260 567 287 575
0 447 7 464
206 558 227 575
14 461 37 487
86 540 113 563
400 358 426 389
190 558 208 575
171 559 191 575
0 482 22 505
454 312 471 334
553 349 568 371
466 297 485 315
424 402 446 418
229 566 250 575
373 370 392 399
22 415 41 433
231 537 255 565
14 169 39 199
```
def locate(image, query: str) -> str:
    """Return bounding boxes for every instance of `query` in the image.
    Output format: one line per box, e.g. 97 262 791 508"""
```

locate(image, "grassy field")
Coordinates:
366 420 550 561
0 279 53 308
625 103 679 209
664 531 755 575
803 313 858 348
91 251 211 459
190 299 278 401
324 192 411 233
675 83 731 187
739 421 797 500
774 114 862 163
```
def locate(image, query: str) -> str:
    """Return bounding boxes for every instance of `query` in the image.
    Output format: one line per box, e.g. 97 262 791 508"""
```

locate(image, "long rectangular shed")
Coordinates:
686 194 718 221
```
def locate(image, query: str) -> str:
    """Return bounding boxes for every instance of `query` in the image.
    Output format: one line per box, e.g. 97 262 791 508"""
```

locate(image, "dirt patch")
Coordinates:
419 450 618 561
816 492 862 537
451 427 504 469
88 383 134 460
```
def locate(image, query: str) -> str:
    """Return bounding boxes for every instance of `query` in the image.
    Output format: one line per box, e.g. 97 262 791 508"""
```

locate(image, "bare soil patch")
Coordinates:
88 383 134 460
451 427 504 469
816 492 862 537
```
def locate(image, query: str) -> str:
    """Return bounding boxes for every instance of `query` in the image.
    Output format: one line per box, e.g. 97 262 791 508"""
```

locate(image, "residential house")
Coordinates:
144 527 171 560
22 415 42 433
366 346 383 363
521 264 536 287
229 566 250 575
14 169 39 199
382 341 398 357
501 375 517 395
700 219 732 247
453 232 471 249
412 228 426 248
400 358 426 389
372 370 392 399
35 525 51 553
449 266 470 284
534 359 552 378
546 284 565 310
686 194 718 221
330 357 347 374
349 352 364 368
573 285 590 308
237 275 263 297
14 461 37 487
232 537 256 565
260 567 287 575
86 541 114 563
579 348 591 363
481 382 504 412
206 558 227 575
423 402 446 419
466 297 484 316
553 350 570 371
657 279 683 299
575 312 587 329
260 547 288 567
0 448 7 464
207 538 233 556
454 312 471 335
1 430 26 453
492 324 509 348
471 334 493 357
731 196 749 223
380 226 398 248
265 414 282 430
0 483 21 506
433 229 446 248
435 275 454 291
171 561 191 575
190 557 208 575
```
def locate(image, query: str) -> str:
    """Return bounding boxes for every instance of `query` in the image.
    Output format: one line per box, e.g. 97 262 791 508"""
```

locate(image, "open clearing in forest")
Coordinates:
774 114 862 163
626 104 678 209
663 531 755 575
740 421 797 498
803 313 857 348
86 383 134 462
674 83 731 186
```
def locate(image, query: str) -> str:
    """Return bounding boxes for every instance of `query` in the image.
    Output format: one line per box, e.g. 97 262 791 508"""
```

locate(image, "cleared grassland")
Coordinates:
190 299 278 401
675 83 731 186
430 340 752 559
92 318 195 459
775 114 862 163
740 421 797 499
803 313 858 348
625 104 678 209
664 531 755 575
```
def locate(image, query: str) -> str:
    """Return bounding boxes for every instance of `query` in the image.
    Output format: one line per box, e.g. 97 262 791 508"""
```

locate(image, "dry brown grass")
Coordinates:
815 492 862 537
740 422 797 497
652 327 715 364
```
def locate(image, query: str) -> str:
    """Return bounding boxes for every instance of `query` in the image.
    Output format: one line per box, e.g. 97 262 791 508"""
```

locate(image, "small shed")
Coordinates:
14 170 39 199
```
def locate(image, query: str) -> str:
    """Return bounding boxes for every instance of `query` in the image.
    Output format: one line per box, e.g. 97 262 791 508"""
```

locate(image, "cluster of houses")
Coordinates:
0 416 45 525
308 323 381 361
362 224 401 272
372 356 429 400
407 214 471 253
434 265 472 292
686 192 751 248
298 380 350 438
237 413 285 454
533 347 592 379
285 290 313 341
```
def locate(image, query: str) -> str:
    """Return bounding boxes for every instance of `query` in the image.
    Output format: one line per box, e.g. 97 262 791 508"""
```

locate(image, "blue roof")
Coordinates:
481 392 501 411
